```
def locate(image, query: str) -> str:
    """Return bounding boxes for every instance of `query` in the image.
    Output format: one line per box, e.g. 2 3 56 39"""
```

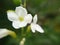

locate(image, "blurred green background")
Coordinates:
0 0 60 45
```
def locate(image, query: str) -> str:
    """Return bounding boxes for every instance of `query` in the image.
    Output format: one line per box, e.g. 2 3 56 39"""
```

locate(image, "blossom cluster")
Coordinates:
7 6 44 33
0 6 44 39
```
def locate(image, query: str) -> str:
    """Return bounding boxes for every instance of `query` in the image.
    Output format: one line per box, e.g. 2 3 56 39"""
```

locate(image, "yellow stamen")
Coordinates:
19 16 24 21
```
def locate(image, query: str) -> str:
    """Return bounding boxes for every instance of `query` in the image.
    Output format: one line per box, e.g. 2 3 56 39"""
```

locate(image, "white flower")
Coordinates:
31 14 44 33
7 6 32 29
0 29 9 39
0 29 16 39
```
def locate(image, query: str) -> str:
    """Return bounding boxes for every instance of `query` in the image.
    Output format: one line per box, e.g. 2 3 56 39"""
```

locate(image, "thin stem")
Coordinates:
21 28 26 37
20 0 26 8
24 0 26 8
21 28 24 36
26 25 31 35
20 0 23 6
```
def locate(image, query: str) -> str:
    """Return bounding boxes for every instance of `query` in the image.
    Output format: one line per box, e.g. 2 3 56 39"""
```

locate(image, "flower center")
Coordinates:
19 16 24 21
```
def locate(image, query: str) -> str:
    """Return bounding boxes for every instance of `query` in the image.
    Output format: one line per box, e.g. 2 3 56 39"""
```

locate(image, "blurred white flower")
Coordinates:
31 14 44 33
0 29 16 39
19 37 26 45
7 6 32 29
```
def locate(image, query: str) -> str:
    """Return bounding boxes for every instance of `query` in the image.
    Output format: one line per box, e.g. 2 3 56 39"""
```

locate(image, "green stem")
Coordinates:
27 25 31 32
26 25 31 35
24 0 26 8
21 28 24 36
21 28 26 37
20 0 26 8
20 0 23 6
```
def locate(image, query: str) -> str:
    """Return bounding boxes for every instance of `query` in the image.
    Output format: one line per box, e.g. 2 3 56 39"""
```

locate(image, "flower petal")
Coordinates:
15 6 27 16
25 14 32 24
12 21 27 29
0 29 9 39
35 24 44 33
7 10 18 21
0 29 17 39
31 23 36 33
33 14 37 23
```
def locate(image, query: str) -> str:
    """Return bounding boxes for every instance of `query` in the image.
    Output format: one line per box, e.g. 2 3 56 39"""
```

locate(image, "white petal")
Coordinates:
31 23 36 33
35 24 44 33
7 10 18 21
15 6 27 16
25 14 32 24
12 21 27 29
0 29 9 39
33 14 37 23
